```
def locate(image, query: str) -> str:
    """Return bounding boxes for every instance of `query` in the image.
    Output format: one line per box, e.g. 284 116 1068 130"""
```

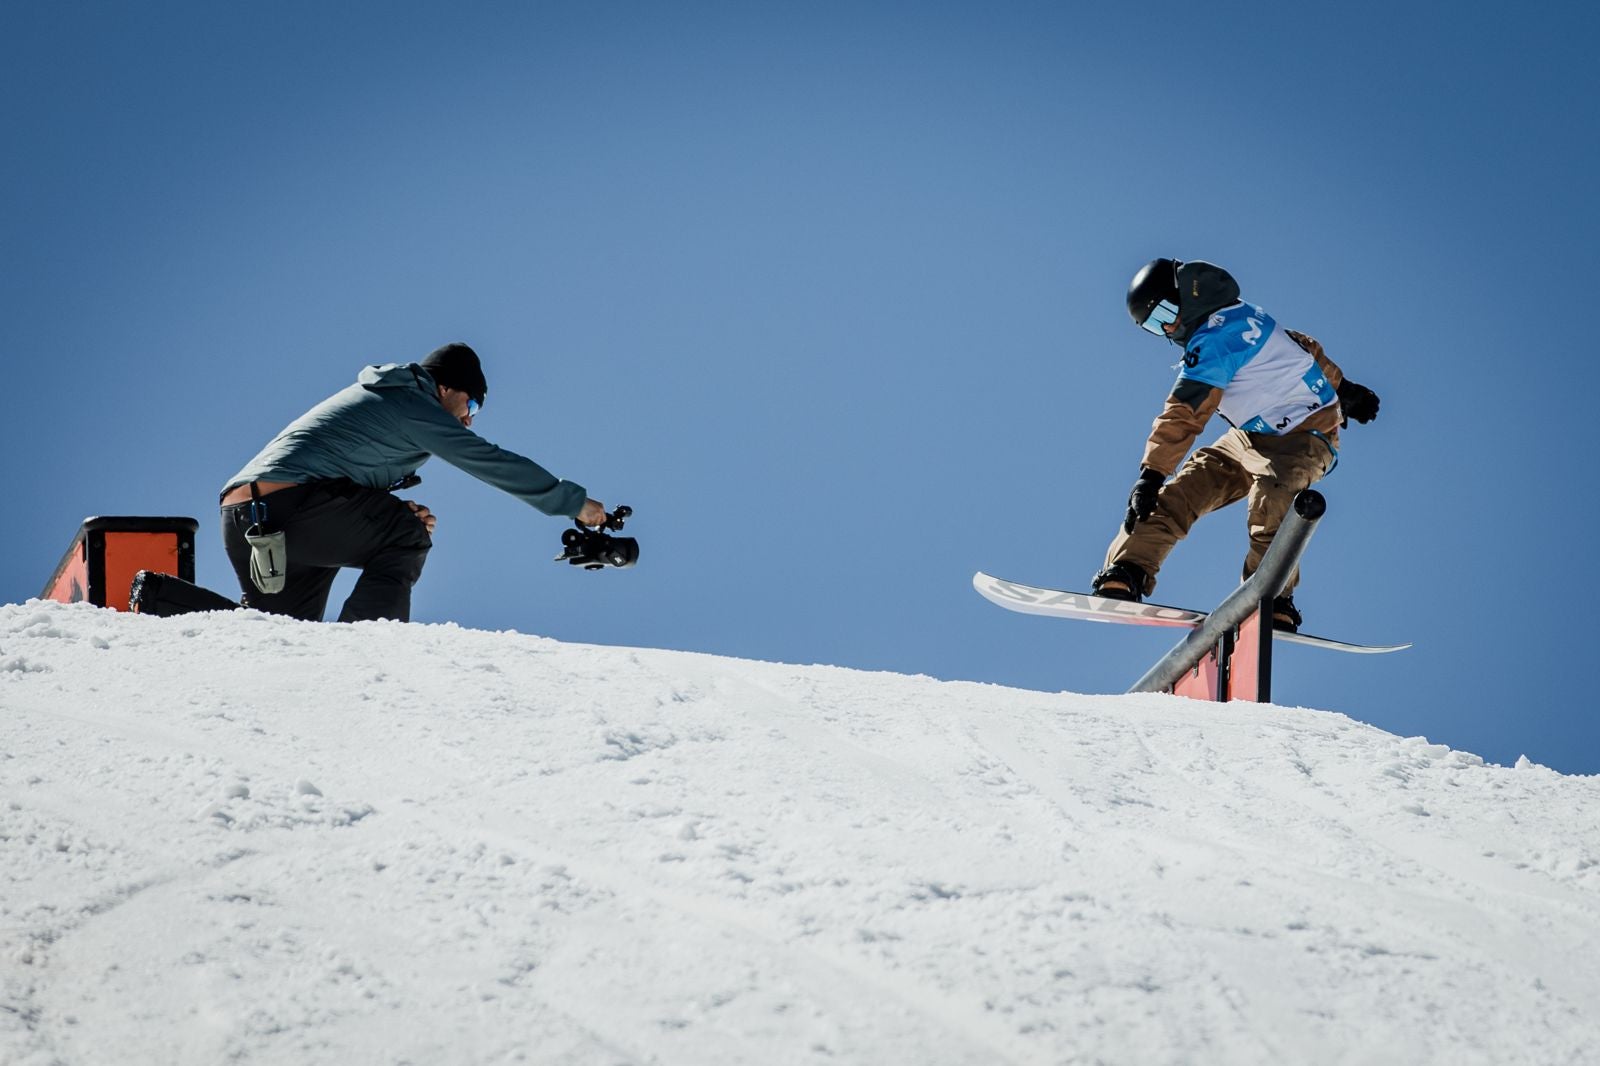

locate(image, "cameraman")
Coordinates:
218 342 604 622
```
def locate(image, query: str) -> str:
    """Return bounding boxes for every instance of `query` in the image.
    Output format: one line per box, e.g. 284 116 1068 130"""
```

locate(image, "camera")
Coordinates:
555 505 639 570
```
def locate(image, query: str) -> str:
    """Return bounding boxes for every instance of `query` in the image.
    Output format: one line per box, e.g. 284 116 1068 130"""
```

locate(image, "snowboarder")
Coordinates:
1090 259 1380 631
218 342 606 622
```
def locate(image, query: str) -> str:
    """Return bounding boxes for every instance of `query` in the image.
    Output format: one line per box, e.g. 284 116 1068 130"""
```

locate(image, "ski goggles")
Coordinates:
1139 299 1180 337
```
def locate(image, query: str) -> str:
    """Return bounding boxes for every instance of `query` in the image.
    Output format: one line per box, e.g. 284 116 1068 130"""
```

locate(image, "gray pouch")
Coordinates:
244 524 288 595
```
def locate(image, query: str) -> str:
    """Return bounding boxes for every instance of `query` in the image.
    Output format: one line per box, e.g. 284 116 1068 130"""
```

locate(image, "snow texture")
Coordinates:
2 601 1597 1065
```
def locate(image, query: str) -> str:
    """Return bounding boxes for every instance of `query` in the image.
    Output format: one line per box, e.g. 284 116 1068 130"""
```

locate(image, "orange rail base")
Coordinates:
1169 600 1273 703
41 517 199 613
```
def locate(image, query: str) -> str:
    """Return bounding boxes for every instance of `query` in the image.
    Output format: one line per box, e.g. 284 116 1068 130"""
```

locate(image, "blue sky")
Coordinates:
5 2 1597 773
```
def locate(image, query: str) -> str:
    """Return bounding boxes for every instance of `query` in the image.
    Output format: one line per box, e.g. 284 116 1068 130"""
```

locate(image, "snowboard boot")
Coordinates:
1271 594 1302 633
1091 561 1147 603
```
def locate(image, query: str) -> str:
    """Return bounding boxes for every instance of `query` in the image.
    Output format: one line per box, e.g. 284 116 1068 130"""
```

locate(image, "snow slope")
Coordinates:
2 601 1597 1065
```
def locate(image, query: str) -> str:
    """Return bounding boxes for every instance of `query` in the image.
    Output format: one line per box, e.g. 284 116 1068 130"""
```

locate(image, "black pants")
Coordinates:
221 481 432 622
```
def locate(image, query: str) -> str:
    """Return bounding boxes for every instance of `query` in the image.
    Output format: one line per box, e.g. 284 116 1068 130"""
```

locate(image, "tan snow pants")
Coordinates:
1103 428 1337 599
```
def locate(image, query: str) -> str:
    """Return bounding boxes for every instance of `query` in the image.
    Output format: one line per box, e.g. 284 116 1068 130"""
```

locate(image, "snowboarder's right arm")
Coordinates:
1139 379 1223 477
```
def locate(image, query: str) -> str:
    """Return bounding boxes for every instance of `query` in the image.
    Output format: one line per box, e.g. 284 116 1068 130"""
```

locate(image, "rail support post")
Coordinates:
1126 489 1327 700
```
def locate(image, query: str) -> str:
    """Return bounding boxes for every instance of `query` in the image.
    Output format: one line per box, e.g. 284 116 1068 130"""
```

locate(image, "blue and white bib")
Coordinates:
1180 304 1336 435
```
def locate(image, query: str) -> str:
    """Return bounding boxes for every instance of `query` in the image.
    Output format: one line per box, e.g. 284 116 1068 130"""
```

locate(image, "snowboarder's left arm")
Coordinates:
1287 330 1345 390
1287 330 1379 426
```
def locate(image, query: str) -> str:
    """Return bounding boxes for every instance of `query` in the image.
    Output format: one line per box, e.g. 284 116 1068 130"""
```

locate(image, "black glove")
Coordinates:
1337 379 1380 425
1123 468 1164 535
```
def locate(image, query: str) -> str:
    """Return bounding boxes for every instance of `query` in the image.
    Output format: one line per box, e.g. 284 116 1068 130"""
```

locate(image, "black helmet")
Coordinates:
1126 258 1181 335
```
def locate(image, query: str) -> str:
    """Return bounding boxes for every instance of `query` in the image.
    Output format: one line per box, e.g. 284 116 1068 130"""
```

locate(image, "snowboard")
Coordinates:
973 571 1410 654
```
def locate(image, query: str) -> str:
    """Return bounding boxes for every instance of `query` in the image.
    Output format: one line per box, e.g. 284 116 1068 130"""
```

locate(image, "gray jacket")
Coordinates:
222 363 587 517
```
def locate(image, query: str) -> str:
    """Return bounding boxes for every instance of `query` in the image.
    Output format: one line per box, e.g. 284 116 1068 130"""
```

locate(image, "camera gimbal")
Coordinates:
554 505 638 570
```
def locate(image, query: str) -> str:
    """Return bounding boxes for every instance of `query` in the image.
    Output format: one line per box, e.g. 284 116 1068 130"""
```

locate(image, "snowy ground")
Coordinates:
2 601 1597 1065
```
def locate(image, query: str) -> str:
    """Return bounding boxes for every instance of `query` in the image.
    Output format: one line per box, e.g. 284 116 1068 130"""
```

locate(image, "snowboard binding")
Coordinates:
554 505 639 570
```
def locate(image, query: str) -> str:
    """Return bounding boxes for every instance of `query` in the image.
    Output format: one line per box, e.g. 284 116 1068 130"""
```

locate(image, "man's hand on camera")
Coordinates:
406 500 437 535
577 499 607 527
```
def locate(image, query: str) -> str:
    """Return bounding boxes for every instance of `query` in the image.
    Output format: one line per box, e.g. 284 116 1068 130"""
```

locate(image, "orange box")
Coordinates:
41 517 199 613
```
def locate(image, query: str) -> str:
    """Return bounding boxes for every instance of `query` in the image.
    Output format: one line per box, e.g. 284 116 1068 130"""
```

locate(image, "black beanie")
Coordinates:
419 343 487 406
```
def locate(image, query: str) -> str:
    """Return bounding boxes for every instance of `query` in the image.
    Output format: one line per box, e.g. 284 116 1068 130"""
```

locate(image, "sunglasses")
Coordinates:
1140 299 1180 337
466 397 481 418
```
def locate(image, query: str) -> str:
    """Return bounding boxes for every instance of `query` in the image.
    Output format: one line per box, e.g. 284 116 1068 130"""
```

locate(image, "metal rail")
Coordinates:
1127 489 1326 695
